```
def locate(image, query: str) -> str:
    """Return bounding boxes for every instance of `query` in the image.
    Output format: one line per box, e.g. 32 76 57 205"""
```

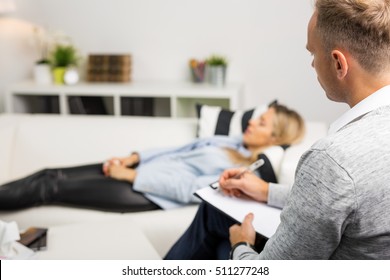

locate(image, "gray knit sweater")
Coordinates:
234 105 390 259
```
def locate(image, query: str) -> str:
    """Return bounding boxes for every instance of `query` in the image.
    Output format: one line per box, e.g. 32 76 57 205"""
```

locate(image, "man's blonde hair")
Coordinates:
315 0 390 74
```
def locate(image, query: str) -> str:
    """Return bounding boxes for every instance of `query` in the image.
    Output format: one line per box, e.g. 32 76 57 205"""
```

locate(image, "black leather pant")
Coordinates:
0 164 159 213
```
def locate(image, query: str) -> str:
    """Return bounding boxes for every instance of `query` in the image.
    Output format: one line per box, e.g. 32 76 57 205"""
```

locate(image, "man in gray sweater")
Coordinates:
165 0 390 260
228 0 390 259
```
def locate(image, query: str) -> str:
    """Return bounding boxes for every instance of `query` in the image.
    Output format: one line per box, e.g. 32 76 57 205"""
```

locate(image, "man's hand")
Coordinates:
229 213 256 246
219 168 269 202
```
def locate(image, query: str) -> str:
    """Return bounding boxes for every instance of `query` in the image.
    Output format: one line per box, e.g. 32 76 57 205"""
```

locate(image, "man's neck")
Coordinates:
347 72 390 108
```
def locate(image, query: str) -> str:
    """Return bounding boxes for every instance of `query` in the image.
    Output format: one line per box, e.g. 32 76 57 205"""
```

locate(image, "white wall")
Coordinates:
0 0 348 123
0 16 38 112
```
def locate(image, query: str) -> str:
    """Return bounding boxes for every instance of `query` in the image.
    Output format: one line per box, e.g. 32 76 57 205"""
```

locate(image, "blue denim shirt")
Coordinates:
133 136 251 203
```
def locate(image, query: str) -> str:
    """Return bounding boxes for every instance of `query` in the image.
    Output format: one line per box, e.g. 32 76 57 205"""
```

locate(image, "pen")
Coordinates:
209 158 265 190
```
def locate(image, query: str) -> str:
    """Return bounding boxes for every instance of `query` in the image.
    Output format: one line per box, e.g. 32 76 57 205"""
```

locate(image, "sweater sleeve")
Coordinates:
267 183 290 209
234 149 356 259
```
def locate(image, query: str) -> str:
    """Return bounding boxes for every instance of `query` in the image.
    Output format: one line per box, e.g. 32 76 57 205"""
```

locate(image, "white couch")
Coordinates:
0 113 328 259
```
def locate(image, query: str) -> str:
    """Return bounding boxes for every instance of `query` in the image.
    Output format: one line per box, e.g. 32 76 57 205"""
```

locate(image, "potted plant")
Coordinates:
50 44 79 84
34 58 52 85
206 55 228 86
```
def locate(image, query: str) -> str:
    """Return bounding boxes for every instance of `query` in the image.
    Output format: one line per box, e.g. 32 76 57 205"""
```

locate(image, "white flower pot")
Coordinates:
34 64 52 85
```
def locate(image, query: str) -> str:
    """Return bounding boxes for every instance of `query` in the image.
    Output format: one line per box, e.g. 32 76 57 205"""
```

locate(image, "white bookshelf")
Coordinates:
6 81 243 118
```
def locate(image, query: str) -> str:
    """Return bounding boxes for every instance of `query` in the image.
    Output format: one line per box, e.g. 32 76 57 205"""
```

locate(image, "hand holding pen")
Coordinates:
210 158 265 190
212 158 270 202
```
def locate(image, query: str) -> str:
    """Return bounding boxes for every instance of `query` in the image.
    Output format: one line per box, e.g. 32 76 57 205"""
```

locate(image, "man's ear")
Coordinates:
331 50 348 79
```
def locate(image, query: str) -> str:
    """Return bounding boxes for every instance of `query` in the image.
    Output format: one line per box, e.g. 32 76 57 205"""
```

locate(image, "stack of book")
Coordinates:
68 96 108 115
87 54 131 82
121 97 154 116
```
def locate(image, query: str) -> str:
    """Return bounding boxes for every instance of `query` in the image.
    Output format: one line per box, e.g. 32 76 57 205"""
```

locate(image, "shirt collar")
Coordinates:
328 85 390 135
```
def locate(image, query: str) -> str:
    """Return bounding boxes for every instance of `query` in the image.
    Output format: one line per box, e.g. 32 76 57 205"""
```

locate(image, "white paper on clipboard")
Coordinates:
195 187 281 238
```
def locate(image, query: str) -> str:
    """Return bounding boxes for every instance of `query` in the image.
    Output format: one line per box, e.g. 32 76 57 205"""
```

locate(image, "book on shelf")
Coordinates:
87 73 131 82
68 96 108 115
121 97 154 116
88 54 131 65
68 96 87 114
87 54 132 82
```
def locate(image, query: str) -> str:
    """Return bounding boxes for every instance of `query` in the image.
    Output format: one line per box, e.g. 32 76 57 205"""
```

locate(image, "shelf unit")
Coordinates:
6 81 243 118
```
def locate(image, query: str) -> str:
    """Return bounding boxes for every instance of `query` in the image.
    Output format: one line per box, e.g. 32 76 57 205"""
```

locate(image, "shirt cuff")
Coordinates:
231 243 259 260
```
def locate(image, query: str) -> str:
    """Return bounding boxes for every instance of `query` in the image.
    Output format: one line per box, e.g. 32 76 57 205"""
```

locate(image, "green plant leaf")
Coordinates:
51 45 79 67
206 55 228 66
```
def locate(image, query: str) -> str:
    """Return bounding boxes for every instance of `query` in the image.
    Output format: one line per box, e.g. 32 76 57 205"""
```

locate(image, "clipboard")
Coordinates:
194 187 281 238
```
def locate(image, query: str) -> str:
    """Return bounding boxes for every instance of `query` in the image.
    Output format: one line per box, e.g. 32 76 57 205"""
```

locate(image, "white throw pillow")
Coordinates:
196 101 277 138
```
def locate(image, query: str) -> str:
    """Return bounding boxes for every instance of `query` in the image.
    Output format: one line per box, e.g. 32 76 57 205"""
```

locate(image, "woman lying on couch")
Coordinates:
0 103 304 213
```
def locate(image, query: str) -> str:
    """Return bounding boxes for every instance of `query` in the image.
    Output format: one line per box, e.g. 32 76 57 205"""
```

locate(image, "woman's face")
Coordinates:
243 107 276 149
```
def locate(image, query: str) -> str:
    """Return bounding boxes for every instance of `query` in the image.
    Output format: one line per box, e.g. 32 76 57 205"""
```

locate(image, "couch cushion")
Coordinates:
0 115 26 184
258 146 284 182
9 115 197 180
196 103 272 138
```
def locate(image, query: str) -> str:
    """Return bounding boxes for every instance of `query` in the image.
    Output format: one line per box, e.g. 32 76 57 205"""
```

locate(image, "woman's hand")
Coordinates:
219 168 269 203
102 153 140 176
120 153 140 167
107 165 137 183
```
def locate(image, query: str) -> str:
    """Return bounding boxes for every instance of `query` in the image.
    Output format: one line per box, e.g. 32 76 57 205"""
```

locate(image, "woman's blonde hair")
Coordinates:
225 103 305 165
270 103 305 146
